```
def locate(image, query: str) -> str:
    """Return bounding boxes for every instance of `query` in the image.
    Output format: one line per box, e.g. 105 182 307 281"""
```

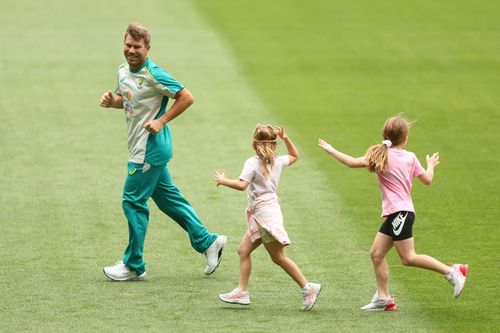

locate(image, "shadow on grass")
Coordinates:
218 305 251 311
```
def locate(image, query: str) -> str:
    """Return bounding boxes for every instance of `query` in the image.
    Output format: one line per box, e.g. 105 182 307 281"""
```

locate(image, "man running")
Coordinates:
100 23 226 281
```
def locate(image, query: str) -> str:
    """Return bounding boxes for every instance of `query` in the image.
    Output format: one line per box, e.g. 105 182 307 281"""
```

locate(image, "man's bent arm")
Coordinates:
159 88 194 124
112 94 124 109
100 91 124 109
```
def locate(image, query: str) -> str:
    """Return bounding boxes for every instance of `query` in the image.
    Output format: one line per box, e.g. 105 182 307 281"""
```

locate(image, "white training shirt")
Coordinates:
115 58 184 165
239 155 289 204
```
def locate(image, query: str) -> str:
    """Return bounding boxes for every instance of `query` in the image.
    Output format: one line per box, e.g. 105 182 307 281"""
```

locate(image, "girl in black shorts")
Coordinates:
318 115 469 311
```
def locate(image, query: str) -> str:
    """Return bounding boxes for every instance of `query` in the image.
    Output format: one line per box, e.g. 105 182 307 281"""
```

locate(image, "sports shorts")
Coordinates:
379 211 415 241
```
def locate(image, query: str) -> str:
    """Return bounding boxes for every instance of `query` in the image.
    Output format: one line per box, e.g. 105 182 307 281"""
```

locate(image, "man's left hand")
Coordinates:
144 119 165 134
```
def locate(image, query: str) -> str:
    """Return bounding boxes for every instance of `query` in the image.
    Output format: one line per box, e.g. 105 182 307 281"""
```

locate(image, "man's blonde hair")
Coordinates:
124 23 151 46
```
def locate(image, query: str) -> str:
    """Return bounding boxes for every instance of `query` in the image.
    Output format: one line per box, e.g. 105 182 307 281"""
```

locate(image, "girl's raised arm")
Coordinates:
276 127 299 166
318 139 366 168
418 152 440 185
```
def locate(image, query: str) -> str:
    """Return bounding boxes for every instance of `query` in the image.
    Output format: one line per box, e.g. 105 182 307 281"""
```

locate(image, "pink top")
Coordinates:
377 148 425 217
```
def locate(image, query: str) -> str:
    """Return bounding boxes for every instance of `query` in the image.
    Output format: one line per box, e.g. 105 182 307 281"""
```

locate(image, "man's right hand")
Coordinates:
100 91 116 108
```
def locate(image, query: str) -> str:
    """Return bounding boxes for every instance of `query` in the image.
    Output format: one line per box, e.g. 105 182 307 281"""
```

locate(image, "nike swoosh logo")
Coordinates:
392 212 408 236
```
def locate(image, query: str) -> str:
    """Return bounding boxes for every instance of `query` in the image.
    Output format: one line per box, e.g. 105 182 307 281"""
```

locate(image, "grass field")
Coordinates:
1 0 498 332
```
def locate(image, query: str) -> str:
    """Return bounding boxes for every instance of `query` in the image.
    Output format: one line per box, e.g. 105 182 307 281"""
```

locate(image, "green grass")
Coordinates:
193 0 500 331
1 0 498 332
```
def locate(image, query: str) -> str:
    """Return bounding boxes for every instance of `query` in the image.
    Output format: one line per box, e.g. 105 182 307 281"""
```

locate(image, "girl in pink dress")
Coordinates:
215 124 321 311
318 115 469 311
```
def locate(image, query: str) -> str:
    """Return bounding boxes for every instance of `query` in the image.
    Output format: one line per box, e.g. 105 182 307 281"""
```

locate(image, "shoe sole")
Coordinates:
103 269 146 282
303 285 322 311
218 295 251 305
205 236 227 275
361 302 397 312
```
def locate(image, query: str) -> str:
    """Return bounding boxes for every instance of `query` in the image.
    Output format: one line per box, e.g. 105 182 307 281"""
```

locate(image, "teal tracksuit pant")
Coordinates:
122 162 217 275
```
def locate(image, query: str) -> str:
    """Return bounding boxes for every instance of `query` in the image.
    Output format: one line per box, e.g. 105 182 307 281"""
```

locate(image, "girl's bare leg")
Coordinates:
370 232 394 298
237 234 261 291
263 240 307 288
393 237 452 274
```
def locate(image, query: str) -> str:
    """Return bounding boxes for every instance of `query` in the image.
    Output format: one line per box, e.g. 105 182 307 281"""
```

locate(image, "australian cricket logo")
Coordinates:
137 77 145 89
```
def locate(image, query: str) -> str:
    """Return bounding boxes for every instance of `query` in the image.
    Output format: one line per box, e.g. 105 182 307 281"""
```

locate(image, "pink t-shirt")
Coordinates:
377 149 425 217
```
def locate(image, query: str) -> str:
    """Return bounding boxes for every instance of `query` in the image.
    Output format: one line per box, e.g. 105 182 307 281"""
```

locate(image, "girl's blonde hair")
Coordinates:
252 124 278 178
365 115 412 174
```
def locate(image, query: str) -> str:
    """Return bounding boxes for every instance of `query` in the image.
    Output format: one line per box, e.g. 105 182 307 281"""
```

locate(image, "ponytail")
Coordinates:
366 114 411 174
254 142 277 178
364 144 389 174
252 124 278 178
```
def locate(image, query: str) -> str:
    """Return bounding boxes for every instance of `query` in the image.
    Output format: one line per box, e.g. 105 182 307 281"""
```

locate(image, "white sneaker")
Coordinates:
204 235 227 275
219 288 251 305
103 260 146 281
445 264 469 298
302 282 322 310
360 291 397 312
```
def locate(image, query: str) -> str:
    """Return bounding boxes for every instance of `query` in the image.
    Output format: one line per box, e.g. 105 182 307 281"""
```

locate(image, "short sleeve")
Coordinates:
276 155 290 169
412 154 426 178
115 75 122 95
148 65 184 98
115 63 127 95
239 158 256 182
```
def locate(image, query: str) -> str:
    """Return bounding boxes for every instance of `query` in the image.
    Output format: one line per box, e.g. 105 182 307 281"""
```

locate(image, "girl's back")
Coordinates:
240 155 289 203
377 148 425 217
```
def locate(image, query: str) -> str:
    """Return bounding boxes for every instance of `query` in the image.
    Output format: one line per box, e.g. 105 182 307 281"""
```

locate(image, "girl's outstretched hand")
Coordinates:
214 170 226 186
318 139 335 154
426 152 440 168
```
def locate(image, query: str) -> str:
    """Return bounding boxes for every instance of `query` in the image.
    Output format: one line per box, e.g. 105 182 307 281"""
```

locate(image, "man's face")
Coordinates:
123 35 150 70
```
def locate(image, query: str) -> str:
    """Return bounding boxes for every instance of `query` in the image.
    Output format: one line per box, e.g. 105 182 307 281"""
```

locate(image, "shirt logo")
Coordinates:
123 91 134 114
137 77 145 89
392 212 408 236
